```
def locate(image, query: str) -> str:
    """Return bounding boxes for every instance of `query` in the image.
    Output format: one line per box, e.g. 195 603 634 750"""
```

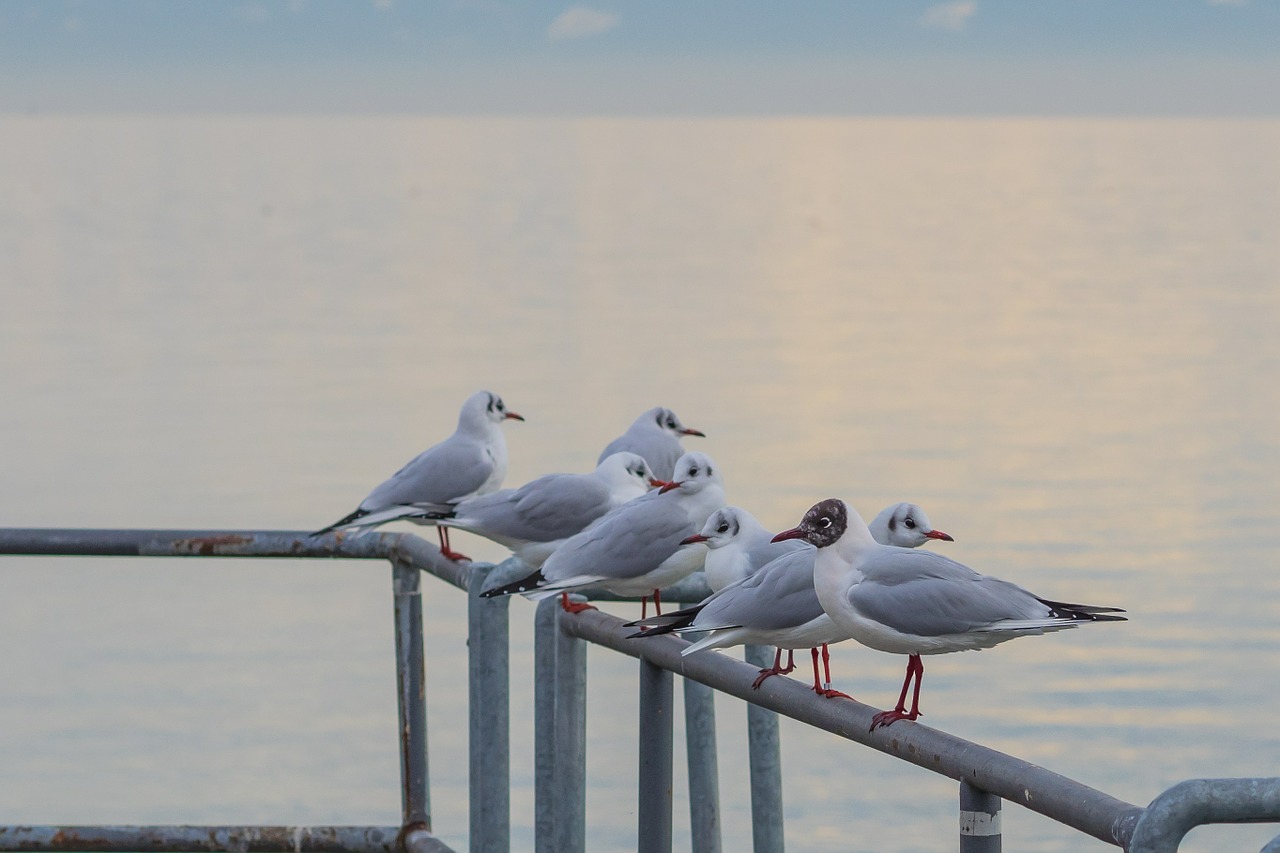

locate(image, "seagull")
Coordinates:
405 452 657 568
772 499 1125 730
636 502 954 697
597 407 705 481
312 390 524 561
481 451 725 617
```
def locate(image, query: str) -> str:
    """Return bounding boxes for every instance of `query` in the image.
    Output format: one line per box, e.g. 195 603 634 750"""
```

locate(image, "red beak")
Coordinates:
658 480 683 494
925 529 954 541
680 428 705 437
771 527 807 543
649 478 675 489
681 533 710 546
504 411 525 421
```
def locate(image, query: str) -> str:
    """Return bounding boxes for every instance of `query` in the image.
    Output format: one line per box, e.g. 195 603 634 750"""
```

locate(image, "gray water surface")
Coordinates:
2 116 1278 852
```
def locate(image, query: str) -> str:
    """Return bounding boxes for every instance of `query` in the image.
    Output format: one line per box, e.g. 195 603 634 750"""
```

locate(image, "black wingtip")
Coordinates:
311 508 370 537
1039 597 1129 622
480 568 546 598
624 603 705 637
626 623 680 639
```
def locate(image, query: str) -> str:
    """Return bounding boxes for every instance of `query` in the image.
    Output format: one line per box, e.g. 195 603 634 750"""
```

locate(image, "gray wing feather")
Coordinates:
599 431 682 481
745 539 811 572
851 549 1048 637
697 548 824 631
362 437 492 509
543 493 693 583
454 474 610 542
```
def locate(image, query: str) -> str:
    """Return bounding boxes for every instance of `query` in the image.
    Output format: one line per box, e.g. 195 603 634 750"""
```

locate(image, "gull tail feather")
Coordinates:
625 603 706 638
523 575 610 601
311 508 370 537
1037 598 1128 623
480 569 546 599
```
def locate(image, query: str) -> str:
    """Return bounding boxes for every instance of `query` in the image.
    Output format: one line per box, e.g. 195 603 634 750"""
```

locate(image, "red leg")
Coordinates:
906 655 924 719
438 527 471 562
752 647 789 689
641 596 647 620
652 588 663 616
780 649 796 675
812 644 852 700
870 654 924 730
559 592 597 614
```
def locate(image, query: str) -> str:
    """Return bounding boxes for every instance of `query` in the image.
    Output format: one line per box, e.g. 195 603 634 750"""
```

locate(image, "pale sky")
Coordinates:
1 0 1277 114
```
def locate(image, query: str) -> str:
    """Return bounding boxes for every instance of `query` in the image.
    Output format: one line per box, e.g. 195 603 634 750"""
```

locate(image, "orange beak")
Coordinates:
659 480 683 494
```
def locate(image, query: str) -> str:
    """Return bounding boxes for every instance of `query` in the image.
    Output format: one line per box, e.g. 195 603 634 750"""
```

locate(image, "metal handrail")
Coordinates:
2 528 1279 853
0 528 468 853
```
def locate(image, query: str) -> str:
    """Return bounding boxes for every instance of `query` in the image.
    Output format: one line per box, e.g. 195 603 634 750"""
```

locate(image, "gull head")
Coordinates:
771 498 850 549
682 506 746 548
651 407 705 439
658 451 722 495
597 451 656 499
869 502 954 548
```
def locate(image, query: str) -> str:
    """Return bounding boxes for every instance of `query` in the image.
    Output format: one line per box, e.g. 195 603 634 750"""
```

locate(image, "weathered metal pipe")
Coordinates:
638 659 675 853
1127 778 1280 853
467 564 511 853
743 645 785 853
959 780 1002 853
683 678 722 853
392 559 431 829
0 825 423 853
551 604 587 853
533 598 559 853
0 529 472 589
557 606 1146 849
398 825 457 853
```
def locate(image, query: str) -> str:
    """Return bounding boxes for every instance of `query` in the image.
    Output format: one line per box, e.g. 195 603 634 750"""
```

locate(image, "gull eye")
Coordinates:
687 465 699 477
818 516 832 530
666 419 676 429
904 516 916 529
717 523 730 534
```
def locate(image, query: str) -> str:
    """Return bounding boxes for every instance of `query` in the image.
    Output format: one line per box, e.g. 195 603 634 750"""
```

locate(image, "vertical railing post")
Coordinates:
392 559 430 830
552 602 587 853
533 598 559 853
468 564 510 853
959 780 1002 853
744 645 785 853
638 659 674 853
684 679 722 853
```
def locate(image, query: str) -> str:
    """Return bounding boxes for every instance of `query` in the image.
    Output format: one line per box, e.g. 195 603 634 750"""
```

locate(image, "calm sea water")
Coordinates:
1 116 1278 852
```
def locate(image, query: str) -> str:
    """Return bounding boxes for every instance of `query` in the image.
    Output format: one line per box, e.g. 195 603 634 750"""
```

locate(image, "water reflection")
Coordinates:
1 116 1278 852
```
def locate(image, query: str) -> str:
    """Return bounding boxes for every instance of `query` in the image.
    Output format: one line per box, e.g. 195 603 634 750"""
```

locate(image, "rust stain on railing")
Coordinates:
170 534 257 556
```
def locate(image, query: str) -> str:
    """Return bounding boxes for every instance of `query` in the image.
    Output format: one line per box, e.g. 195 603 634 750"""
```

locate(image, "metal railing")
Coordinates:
1 528 1278 853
